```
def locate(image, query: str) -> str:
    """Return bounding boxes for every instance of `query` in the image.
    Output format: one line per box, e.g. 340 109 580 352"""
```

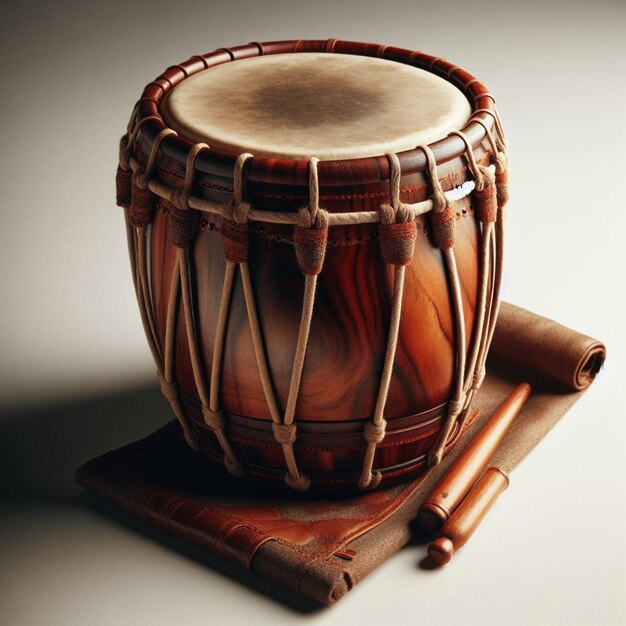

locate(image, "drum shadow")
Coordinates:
0 386 324 613
0 384 170 501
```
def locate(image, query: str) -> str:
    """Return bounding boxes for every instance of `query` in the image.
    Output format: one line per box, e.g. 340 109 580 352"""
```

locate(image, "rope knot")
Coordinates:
168 183 197 249
232 200 251 224
272 422 298 445
363 419 387 444
474 169 498 224
377 205 417 266
357 470 383 490
429 198 457 249
133 170 150 191
432 186 452 214
447 397 465 418
221 213 249 263
223 455 244 477
115 165 132 209
170 187 191 211
169 201 197 248
130 172 157 228
202 407 226 431
159 377 178 403
473 367 486 389
494 154 509 208
169 141 209 247
128 127 178 228
296 206 329 230
284 471 311 492
471 118 509 209
378 203 395 226
494 151 507 175
474 164 495 192
395 203 413 224
294 208 329 275
118 134 131 171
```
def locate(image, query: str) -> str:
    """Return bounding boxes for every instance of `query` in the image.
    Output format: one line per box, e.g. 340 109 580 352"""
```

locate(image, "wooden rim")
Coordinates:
134 38 498 191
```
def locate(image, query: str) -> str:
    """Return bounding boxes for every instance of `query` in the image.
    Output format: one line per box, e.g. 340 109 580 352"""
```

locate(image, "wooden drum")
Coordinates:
115 39 509 493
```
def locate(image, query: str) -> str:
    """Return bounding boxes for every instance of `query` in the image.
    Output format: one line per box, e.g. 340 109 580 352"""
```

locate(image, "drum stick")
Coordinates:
428 467 509 566
417 382 531 533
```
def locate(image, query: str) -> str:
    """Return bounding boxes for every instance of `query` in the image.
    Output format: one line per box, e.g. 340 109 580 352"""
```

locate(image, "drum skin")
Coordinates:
125 39 501 492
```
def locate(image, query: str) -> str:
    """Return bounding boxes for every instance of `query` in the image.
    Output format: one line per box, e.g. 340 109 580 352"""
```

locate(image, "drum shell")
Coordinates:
146 147 481 491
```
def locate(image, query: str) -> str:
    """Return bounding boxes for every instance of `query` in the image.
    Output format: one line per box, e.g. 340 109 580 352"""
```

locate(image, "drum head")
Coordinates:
161 53 472 160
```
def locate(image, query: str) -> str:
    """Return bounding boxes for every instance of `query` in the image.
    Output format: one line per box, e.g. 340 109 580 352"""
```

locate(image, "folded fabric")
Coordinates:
75 302 605 605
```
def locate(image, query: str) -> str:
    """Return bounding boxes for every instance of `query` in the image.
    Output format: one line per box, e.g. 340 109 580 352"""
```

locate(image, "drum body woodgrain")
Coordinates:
116 39 509 493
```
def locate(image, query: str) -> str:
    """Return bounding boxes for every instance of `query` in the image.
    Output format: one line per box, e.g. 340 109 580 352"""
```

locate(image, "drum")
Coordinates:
115 39 509 493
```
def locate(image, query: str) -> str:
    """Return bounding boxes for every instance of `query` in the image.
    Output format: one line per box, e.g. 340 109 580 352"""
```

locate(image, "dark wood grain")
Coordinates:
147 199 480 489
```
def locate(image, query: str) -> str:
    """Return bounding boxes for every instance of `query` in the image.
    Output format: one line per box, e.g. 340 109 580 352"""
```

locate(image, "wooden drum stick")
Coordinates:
428 467 509 566
417 382 532 533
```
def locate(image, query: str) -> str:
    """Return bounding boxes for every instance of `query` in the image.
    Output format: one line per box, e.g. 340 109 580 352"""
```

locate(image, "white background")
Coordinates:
1 1 625 624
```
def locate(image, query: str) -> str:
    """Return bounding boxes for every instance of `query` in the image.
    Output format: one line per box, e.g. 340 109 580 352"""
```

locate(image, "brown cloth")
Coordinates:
75 302 605 605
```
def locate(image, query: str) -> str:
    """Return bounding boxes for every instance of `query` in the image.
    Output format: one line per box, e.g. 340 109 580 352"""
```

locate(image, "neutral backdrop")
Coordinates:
1 0 625 624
